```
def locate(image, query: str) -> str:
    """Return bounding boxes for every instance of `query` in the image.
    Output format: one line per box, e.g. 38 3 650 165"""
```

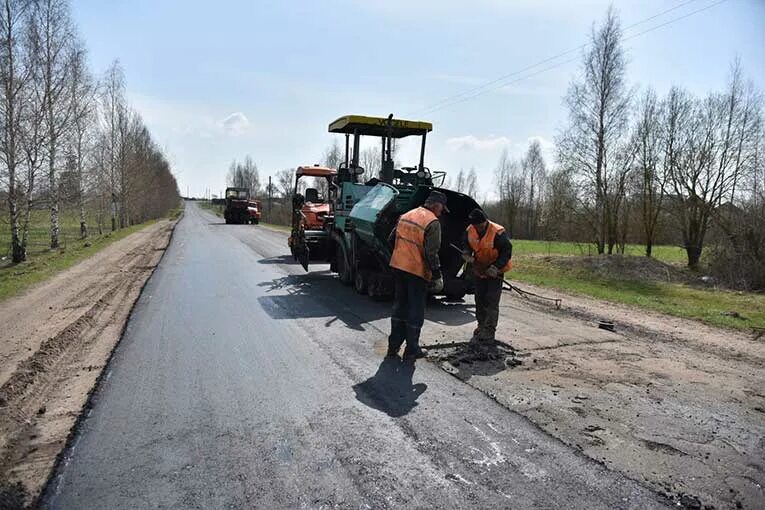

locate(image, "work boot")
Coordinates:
402 326 427 360
385 346 400 359
402 347 428 361
387 318 406 358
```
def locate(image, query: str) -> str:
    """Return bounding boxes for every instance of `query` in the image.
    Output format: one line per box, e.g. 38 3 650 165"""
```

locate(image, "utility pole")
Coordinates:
268 175 272 222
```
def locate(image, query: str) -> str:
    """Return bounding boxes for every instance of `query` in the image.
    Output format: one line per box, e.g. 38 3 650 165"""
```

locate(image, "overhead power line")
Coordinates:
415 0 729 116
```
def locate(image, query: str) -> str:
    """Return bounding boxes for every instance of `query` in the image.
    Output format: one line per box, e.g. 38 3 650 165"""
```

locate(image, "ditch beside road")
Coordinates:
0 218 178 508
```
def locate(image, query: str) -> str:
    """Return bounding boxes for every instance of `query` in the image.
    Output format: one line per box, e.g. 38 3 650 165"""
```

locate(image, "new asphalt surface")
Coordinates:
43 202 669 509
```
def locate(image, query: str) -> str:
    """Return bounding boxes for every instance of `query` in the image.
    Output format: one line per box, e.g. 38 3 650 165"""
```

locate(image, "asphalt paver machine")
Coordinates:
296 114 480 299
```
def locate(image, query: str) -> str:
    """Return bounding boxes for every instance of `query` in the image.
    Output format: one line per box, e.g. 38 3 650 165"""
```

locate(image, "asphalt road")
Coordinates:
43 202 668 509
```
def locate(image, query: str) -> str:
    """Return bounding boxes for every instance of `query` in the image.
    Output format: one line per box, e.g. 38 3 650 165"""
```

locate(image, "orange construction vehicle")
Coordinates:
288 165 337 267
247 200 262 224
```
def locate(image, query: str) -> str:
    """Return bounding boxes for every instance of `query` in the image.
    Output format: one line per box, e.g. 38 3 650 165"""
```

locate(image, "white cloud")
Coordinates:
220 112 250 135
446 134 512 151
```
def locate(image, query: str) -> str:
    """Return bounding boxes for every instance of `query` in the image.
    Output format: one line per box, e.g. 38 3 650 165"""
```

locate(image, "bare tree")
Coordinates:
521 139 546 238
18 5 47 258
226 155 260 194
65 40 94 238
453 168 466 192
667 62 763 267
0 0 32 262
323 138 342 169
274 168 292 199
359 146 379 181
465 167 479 197
542 168 577 240
494 148 524 232
32 0 74 248
557 6 632 254
96 60 127 231
632 88 665 256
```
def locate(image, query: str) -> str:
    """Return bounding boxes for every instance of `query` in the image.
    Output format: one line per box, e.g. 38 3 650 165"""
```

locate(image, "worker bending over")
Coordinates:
387 191 448 360
462 208 512 344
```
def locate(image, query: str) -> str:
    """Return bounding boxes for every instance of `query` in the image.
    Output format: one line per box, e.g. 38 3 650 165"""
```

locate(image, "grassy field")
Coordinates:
198 200 223 217
0 209 107 260
510 251 764 331
0 220 156 302
511 239 688 265
0 206 182 302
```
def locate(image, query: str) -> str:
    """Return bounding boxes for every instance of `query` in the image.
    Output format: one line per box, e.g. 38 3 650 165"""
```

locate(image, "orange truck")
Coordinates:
288 165 337 267
247 200 261 224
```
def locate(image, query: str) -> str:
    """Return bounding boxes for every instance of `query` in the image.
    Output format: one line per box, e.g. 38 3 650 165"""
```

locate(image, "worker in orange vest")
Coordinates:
462 208 513 344
387 191 448 361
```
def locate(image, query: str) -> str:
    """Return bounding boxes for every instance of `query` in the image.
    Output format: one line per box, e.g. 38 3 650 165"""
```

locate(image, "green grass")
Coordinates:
198 200 223 217
512 239 688 265
510 255 765 330
261 222 290 232
0 209 109 260
0 202 182 302
0 220 158 302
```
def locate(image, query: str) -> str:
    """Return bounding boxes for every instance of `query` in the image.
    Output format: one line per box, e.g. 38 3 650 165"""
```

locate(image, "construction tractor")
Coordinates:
294 114 480 300
288 165 337 265
224 187 252 224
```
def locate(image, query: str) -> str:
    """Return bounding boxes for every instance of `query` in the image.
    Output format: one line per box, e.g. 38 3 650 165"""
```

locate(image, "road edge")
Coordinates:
32 211 184 510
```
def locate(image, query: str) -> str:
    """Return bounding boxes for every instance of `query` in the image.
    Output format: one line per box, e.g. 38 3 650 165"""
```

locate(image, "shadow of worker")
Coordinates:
352 358 427 418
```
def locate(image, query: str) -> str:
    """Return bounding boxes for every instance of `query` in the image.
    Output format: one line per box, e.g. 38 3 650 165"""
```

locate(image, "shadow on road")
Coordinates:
257 273 476 331
257 273 373 331
258 255 299 265
352 358 426 417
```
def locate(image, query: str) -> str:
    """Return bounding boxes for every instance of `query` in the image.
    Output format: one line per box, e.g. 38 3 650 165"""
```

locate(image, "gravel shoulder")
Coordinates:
0 218 178 507
423 281 765 509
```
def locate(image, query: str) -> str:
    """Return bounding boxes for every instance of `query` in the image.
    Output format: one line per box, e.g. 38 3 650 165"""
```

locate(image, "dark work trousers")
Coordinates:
389 269 428 354
474 277 503 340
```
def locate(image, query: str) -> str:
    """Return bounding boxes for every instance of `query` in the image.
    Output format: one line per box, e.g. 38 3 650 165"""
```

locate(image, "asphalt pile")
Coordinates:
428 341 522 380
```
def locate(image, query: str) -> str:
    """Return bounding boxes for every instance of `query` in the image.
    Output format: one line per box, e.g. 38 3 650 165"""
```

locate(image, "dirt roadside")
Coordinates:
421 282 764 509
0 218 178 508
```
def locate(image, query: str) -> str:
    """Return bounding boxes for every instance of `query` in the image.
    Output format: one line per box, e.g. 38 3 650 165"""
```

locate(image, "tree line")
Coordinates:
484 7 763 289
1 0 179 264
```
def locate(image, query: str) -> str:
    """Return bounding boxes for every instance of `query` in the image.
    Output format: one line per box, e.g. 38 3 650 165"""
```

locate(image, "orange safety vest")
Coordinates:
389 207 438 281
467 221 512 278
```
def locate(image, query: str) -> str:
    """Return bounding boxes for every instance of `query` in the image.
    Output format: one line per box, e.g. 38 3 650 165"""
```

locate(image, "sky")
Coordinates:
70 0 765 201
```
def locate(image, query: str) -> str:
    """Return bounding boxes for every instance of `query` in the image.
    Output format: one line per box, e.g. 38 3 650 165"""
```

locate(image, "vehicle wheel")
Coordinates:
354 270 368 294
335 243 352 285
253 218 259 225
